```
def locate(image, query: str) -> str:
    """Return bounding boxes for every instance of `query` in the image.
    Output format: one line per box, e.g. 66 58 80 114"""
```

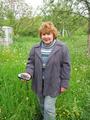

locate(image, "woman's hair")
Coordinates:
39 21 58 39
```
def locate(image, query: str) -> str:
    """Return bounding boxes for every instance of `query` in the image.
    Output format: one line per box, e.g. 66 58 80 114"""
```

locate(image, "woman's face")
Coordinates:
41 32 54 45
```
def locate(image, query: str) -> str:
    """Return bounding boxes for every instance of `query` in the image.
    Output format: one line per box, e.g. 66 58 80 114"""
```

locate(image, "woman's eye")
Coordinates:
42 32 50 36
47 32 50 35
42 34 45 35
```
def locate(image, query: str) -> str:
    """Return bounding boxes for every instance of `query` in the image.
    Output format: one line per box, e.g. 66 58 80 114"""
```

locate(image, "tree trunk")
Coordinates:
87 16 90 56
88 33 90 56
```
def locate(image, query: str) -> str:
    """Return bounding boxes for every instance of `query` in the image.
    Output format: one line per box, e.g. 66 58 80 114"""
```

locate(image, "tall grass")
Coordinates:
0 35 90 120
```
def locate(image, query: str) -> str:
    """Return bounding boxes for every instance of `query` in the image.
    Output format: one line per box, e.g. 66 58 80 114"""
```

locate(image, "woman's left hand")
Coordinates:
60 87 66 93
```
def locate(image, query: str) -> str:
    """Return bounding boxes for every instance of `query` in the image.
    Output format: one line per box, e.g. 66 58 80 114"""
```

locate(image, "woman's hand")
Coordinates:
18 73 31 80
60 87 66 93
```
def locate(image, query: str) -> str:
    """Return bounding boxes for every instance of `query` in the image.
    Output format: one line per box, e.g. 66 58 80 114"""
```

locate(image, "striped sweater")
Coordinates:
41 40 56 78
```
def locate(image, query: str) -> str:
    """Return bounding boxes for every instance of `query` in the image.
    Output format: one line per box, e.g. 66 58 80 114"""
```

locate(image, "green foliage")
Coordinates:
0 1 5 26
0 0 88 38
56 35 90 120
41 0 88 37
5 9 15 26
14 16 42 37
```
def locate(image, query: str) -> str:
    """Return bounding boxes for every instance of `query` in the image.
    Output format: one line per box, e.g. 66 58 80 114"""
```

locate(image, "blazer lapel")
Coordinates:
35 44 42 62
47 42 61 63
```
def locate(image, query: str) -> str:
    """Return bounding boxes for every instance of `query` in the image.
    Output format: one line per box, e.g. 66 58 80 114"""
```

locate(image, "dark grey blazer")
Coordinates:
26 40 70 97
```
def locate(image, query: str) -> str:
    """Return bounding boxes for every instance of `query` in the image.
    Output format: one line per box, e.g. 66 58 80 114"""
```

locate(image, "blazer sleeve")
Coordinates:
60 45 71 88
26 47 35 77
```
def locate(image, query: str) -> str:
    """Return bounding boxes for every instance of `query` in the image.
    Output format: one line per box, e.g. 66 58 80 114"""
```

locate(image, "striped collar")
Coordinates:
41 40 56 48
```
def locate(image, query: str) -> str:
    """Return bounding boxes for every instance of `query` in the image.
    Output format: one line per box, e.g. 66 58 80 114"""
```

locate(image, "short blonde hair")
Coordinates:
39 21 58 39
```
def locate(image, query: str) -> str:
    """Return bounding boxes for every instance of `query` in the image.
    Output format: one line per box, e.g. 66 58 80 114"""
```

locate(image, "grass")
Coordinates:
0 35 90 120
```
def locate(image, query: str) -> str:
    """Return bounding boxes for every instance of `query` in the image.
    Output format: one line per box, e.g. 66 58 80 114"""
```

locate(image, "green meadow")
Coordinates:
0 35 90 120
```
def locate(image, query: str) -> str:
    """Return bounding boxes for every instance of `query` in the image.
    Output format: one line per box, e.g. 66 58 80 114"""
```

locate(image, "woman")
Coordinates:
19 21 71 120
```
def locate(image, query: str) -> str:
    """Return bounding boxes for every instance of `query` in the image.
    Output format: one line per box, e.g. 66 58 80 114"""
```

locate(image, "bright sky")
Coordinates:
25 0 43 10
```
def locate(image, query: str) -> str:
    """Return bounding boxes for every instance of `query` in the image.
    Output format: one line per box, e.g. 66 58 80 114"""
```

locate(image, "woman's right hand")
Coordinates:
18 73 31 80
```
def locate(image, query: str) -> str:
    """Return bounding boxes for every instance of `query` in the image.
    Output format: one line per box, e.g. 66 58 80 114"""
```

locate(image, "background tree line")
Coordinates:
0 0 90 54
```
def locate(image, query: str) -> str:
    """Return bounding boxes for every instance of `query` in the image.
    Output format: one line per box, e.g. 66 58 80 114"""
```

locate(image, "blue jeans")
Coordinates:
38 96 57 120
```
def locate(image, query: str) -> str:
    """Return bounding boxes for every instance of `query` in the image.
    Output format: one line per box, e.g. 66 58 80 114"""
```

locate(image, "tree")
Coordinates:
42 0 90 55
0 1 5 26
2 0 32 18
63 0 90 55
41 0 86 36
14 16 42 36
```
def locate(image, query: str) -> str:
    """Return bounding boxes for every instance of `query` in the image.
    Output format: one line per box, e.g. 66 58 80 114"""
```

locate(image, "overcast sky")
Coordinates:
25 0 43 10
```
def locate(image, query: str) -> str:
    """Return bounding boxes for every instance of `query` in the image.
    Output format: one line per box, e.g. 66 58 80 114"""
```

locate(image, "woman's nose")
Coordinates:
44 34 48 37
